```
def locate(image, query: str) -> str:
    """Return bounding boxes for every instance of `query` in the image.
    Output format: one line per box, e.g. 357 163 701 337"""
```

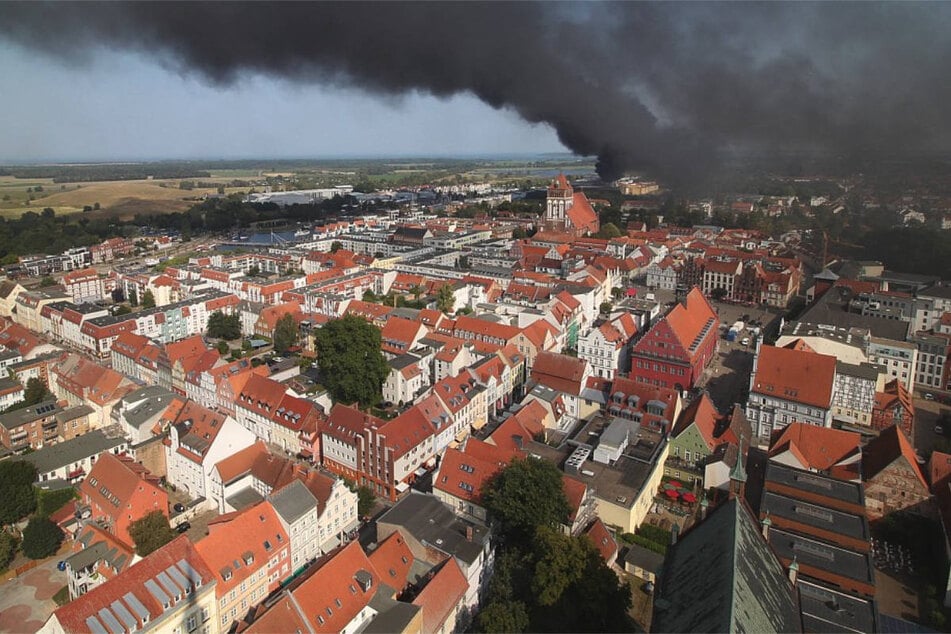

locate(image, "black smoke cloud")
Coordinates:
2 2 951 184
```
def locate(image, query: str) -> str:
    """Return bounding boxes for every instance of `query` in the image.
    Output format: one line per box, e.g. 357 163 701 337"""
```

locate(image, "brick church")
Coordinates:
539 174 600 237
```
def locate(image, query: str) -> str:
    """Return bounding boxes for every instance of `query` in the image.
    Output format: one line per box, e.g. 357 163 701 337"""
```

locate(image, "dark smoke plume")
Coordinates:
2 2 951 184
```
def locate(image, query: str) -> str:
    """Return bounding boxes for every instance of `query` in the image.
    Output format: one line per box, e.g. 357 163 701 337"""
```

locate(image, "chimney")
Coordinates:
787 557 799 586
466 525 473 542
670 523 679 546
512 434 523 449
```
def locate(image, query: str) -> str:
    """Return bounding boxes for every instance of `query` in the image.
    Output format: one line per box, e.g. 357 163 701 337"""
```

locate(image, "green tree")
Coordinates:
330 241 343 253
21 516 63 559
482 457 570 544
0 531 17 571
436 284 455 313
409 284 424 302
247 265 260 277
314 315 388 407
206 310 241 340
531 527 588 606
3 377 55 414
216 341 230 355
710 287 728 301
357 486 376 518
0 461 38 524
476 601 530 633
273 313 299 354
511 226 528 240
128 288 138 307
140 289 156 309
361 289 378 304
599 301 613 314
39 276 56 287
128 511 176 556
114 304 131 316
596 222 622 239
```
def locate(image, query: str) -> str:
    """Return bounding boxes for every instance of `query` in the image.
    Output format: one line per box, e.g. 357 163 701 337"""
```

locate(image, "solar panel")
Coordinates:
85 616 108 634
176 559 202 585
110 600 137 630
167 566 190 593
156 571 180 598
98 608 124 634
122 592 149 620
144 579 169 606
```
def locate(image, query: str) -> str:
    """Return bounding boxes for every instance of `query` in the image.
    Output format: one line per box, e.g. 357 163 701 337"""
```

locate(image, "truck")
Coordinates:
725 329 737 342
726 320 744 342
731 321 745 333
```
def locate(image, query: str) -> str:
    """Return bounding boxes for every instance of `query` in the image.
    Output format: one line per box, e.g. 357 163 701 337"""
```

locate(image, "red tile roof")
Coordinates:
531 351 588 395
196 501 288 596
435 438 512 503
368 530 415 592
862 424 929 490
411 557 469 634
751 345 837 409
214 440 270 484
584 517 618 564
52 536 214 634
930 451 951 492
768 422 862 480
662 287 719 359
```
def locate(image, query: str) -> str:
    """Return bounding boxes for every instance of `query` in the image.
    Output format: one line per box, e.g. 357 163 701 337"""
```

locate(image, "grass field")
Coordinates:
0 176 248 219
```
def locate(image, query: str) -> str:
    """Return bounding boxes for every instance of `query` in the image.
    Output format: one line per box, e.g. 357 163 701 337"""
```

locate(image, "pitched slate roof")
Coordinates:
653 498 801 633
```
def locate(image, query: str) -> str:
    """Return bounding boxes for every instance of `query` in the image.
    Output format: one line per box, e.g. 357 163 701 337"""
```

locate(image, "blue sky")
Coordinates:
0 43 568 163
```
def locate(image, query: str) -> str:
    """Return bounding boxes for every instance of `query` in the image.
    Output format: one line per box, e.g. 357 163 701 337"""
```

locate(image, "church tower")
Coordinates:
545 173 573 228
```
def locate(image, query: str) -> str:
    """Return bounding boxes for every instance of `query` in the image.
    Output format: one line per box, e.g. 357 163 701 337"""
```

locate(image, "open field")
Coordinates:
0 176 248 219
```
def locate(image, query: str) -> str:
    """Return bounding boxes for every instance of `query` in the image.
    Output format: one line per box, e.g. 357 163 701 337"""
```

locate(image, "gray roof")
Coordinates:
0 399 61 430
798 578 878 634
766 463 865 507
268 479 317 525
761 491 869 541
226 487 264 511
835 361 880 381
768 527 874 585
363 585 421 634
377 492 488 566
120 386 177 430
623 543 665 574
652 498 801 634
18 429 127 474
798 287 910 341
56 405 94 424
919 283 951 301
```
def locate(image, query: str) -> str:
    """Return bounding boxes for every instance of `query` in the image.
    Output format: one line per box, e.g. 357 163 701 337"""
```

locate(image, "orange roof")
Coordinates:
862 424 928 490
53 536 214 633
285 540 380 633
368 530 415 591
751 345 836 409
531 351 588 395
782 338 816 353
379 401 437 459
435 438 511 503
488 414 543 454
671 393 724 450
584 517 618 563
520 318 558 348
662 287 719 359
196 501 288 596
214 440 270 484
562 475 587 523
80 452 163 517
411 558 469 634
453 315 520 343
164 334 208 363
930 451 951 492
768 422 862 479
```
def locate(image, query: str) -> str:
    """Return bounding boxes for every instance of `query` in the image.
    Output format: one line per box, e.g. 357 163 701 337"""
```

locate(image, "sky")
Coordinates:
2 2 950 184
0 42 568 164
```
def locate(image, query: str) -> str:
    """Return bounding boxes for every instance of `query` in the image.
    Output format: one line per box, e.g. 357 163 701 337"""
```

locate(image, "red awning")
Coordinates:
626 288 638 297
665 489 680 499
682 492 697 504
668 480 683 489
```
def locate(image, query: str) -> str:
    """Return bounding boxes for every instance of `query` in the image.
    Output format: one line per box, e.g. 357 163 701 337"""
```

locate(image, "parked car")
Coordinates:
176 521 191 534
57 560 67 572
173 503 186 513
741 337 751 346
925 393 935 401
935 425 944 435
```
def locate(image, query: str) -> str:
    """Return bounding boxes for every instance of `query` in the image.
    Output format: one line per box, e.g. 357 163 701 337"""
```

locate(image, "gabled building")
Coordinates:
62 522 137 600
195 501 291 632
665 393 750 487
41 535 217 634
629 287 719 391
540 174 599 237
77 452 168 551
530 351 595 423
767 423 862 482
871 379 915 437
433 437 513 525
746 344 838 440
652 498 802 634
578 312 639 379
862 424 931 520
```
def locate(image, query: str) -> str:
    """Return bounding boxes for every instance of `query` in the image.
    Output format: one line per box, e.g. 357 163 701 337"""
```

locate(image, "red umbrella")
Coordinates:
668 480 683 489
665 489 680 499
682 492 697 504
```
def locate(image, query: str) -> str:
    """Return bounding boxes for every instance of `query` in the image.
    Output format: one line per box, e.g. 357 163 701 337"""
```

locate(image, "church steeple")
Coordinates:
545 173 573 226
729 435 748 501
